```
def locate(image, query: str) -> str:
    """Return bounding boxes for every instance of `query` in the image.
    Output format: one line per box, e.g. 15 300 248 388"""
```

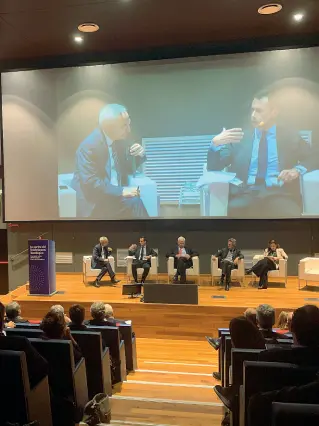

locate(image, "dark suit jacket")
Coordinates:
259 345 319 367
72 128 146 217
68 322 88 331
214 247 244 261
128 245 157 265
167 246 198 269
0 335 48 388
207 126 316 197
92 243 112 269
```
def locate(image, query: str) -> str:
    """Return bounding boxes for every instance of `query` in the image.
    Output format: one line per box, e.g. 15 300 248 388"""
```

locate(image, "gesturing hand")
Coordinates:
212 128 244 146
233 257 239 266
129 244 137 251
122 187 138 198
184 254 190 260
278 168 300 183
130 143 145 157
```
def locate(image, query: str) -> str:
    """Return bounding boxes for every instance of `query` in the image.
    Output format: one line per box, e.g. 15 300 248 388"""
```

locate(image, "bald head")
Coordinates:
99 104 131 141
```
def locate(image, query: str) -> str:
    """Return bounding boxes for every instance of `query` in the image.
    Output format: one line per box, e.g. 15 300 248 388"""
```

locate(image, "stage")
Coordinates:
6 273 319 340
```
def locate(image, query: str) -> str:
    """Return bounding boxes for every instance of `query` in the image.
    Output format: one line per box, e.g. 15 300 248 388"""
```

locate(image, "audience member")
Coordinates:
256 304 289 341
68 304 87 331
248 305 319 426
85 301 124 327
244 308 258 326
214 316 265 412
274 311 290 334
5 301 29 324
50 304 71 324
0 302 48 388
41 311 82 365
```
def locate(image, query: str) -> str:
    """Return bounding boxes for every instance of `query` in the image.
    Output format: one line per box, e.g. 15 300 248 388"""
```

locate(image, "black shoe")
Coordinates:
173 276 179 284
214 385 234 410
111 278 121 284
213 371 221 381
246 268 253 275
141 279 145 284
93 280 100 288
225 283 230 291
258 285 267 290
180 277 186 284
205 336 221 351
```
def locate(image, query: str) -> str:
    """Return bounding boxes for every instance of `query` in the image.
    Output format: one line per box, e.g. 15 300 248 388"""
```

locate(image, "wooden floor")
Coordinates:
111 339 223 426
6 273 319 340
4 273 319 425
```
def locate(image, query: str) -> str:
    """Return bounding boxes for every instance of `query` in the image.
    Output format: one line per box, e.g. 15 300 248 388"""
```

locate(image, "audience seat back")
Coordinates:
272 402 319 426
0 350 29 425
6 328 43 339
71 330 112 398
118 324 137 371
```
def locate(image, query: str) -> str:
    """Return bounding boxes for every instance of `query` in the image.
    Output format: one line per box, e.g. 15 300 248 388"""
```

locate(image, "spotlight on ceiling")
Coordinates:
293 13 304 22
74 36 83 43
258 3 283 15
78 23 100 33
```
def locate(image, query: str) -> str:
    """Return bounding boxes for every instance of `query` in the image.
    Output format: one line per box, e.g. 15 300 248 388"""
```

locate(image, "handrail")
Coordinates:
10 232 49 262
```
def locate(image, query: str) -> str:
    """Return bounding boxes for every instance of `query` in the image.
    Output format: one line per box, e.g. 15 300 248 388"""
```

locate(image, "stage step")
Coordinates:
111 396 223 426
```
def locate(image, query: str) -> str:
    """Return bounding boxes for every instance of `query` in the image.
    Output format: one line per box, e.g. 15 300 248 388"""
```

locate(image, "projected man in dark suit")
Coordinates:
128 236 158 283
72 104 148 219
91 236 120 288
207 89 317 218
167 236 198 284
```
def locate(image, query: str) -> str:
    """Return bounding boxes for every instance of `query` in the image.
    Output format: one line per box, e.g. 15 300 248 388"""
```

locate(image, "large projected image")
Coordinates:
2 48 319 221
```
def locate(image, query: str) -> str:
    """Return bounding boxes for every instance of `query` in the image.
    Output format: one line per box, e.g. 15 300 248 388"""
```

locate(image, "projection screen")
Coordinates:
1 47 319 221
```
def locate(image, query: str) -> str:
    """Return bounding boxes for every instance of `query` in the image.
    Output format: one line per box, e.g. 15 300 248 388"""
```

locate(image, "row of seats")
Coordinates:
216 327 319 426
1 322 137 426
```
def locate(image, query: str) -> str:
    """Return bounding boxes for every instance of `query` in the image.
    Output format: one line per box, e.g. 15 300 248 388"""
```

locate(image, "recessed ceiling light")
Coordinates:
74 36 83 43
78 23 100 33
293 13 304 22
258 3 283 15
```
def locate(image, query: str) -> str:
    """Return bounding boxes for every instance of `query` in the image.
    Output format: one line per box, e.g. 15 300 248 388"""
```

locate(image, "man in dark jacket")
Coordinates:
128 236 158 283
167 236 198 284
91 236 120 288
212 238 244 290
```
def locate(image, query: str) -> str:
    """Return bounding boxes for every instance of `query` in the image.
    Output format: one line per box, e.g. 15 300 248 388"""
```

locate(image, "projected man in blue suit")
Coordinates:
207 89 317 218
72 104 148 219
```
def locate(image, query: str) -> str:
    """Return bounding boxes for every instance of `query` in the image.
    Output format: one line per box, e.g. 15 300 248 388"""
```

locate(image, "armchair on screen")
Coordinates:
211 256 245 285
82 255 115 285
252 254 288 287
125 255 158 283
58 173 76 218
167 256 200 284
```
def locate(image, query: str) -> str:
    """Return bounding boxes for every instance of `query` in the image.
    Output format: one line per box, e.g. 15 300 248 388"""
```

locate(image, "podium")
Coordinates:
28 240 56 296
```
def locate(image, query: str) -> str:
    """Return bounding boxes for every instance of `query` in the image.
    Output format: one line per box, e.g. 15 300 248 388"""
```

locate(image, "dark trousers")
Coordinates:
229 185 301 218
93 195 149 219
252 258 276 288
221 259 236 283
95 261 115 282
132 260 150 282
175 258 190 283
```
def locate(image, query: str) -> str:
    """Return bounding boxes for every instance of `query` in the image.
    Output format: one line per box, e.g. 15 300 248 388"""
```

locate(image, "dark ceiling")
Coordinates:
0 0 319 69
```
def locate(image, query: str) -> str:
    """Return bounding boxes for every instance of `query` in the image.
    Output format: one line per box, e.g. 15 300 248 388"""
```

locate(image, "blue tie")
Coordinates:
257 131 268 180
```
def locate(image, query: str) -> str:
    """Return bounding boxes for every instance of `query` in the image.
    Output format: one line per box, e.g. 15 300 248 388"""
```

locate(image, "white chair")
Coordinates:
125 256 158 283
167 256 200 284
252 255 288 286
211 256 245 285
82 255 115 284
298 257 319 289
301 170 319 216
58 173 76 218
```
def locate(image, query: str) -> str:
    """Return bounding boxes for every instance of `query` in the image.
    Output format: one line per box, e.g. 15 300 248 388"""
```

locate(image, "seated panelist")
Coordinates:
128 236 157 283
212 238 244 291
167 236 198 284
91 236 120 288
247 239 288 289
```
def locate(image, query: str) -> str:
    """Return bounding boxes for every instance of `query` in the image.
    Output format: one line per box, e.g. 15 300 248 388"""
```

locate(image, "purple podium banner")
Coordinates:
28 240 56 296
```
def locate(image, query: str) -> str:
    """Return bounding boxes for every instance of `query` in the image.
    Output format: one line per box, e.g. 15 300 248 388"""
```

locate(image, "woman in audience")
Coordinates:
68 304 87 331
5 301 29 324
247 239 288 289
274 311 291 334
41 311 82 364
50 304 71 324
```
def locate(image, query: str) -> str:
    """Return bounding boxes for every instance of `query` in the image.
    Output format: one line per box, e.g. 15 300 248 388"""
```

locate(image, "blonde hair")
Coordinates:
277 311 289 330
104 304 114 318
99 236 108 243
